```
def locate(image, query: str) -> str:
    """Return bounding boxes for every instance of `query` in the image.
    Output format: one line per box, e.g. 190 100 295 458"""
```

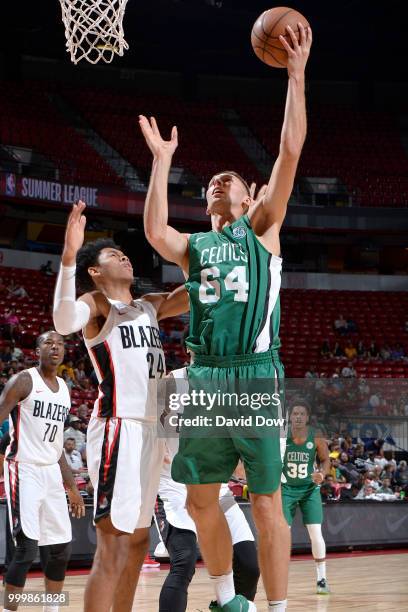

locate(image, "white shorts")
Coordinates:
158 478 254 545
4 461 71 546
87 417 165 533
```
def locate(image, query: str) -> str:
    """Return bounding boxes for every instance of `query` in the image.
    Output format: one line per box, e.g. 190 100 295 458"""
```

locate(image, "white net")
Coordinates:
59 0 130 65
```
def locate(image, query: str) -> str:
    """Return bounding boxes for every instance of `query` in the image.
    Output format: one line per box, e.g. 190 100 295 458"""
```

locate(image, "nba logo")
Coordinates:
6 173 16 196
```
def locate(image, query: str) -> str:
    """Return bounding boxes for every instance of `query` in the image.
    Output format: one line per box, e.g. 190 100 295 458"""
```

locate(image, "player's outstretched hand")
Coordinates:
139 115 178 159
67 486 86 519
62 200 86 266
250 182 268 205
279 22 312 79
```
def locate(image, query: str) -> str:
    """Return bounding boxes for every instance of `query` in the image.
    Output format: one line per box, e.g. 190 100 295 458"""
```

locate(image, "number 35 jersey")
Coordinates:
282 428 316 487
85 298 165 422
186 215 282 356
7 368 71 465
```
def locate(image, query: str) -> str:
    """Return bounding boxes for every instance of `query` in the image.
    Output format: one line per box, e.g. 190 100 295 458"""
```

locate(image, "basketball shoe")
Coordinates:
316 578 331 594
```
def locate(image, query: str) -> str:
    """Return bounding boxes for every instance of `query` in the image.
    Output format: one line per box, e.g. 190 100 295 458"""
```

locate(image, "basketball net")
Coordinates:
58 0 129 65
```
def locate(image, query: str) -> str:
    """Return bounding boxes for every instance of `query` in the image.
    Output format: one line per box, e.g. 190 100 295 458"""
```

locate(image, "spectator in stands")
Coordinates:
356 341 366 359
338 452 360 484
344 341 357 360
58 358 75 381
0 345 12 364
77 403 89 434
320 340 331 358
334 314 348 335
305 365 318 378
363 451 377 472
40 260 54 276
10 341 24 362
63 437 84 474
7 280 28 299
377 478 394 495
380 345 391 360
339 484 360 500
329 458 346 483
367 342 379 359
355 484 376 499
320 477 336 501
0 277 6 296
74 360 88 388
390 344 405 360
333 343 344 358
64 415 86 448
381 462 396 484
374 448 388 470
395 460 408 488
346 318 357 333
1 309 20 341
341 362 356 378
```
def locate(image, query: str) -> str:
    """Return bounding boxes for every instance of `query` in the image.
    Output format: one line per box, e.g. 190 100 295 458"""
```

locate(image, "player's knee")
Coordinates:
251 493 287 533
43 542 72 581
93 539 128 577
186 496 216 522
5 534 38 587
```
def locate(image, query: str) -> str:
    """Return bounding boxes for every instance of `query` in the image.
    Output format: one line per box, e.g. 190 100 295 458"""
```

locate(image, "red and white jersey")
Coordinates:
6 368 71 465
84 298 166 421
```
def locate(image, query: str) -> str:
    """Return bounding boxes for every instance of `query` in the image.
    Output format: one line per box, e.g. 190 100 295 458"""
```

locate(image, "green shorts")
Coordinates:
171 349 285 495
281 482 323 526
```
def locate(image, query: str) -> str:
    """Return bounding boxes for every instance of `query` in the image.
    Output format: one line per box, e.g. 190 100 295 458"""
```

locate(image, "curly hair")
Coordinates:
76 238 121 294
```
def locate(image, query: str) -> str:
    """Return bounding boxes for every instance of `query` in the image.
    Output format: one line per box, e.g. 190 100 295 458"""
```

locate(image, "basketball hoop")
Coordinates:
58 0 130 65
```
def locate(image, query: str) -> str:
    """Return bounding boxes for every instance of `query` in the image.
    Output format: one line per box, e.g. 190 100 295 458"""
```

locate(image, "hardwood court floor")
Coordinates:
12 552 408 611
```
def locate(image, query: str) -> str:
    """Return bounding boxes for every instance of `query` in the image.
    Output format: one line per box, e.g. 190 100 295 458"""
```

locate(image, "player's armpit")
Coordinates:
0 371 33 423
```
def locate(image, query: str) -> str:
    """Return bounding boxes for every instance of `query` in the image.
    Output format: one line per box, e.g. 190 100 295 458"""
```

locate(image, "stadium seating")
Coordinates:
0 82 124 187
61 88 262 185
237 103 408 207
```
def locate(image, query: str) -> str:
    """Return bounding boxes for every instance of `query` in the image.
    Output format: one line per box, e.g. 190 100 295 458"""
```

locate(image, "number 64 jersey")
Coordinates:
7 368 71 465
186 214 282 357
85 298 165 422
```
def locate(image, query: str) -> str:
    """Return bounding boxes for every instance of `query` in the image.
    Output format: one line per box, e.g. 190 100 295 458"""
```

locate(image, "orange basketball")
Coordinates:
251 6 310 68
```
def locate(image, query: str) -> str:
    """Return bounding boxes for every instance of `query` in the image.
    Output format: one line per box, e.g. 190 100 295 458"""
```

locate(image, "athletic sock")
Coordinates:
316 561 326 582
268 600 287 611
209 571 235 607
43 606 59 612
4 608 15 612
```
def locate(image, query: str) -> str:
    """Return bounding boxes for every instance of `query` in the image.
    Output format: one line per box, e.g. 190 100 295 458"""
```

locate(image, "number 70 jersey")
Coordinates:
7 368 71 466
185 215 282 356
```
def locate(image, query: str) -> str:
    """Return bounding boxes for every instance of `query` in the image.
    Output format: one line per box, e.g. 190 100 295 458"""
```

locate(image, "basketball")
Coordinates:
251 6 310 68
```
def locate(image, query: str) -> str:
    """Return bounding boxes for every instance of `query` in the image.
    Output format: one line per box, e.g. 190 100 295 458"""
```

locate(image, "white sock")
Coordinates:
316 560 326 582
268 600 287 611
4 608 15 612
210 571 235 607
43 606 59 612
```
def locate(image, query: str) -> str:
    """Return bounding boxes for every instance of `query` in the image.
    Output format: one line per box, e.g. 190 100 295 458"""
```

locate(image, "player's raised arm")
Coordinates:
139 116 189 273
250 24 312 238
53 201 106 335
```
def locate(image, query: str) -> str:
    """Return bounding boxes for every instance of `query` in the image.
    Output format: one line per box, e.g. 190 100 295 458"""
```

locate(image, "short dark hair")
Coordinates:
36 330 63 347
76 238 121 294
209 171 251 196
289 396 311 415
65 437 75 443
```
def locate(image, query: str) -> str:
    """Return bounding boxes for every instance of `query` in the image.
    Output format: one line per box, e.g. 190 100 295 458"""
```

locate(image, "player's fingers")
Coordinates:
285 25 300 50
171 125 178 142
257 184 268 199
298 22 306 47
307 26 313 47
249 182 257 198
150 116 161 137
279 35 295 56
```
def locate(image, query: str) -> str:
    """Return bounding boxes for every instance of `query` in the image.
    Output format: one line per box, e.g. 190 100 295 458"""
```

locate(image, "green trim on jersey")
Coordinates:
185 215 282 356
282 427 316 487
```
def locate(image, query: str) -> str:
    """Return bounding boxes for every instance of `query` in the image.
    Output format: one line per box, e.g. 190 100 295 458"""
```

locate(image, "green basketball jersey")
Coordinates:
282 428 316 487
185 215 282 356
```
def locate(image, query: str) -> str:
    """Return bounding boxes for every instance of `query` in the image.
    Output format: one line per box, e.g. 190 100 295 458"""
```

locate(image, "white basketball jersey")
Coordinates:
6 368 71 465
84 298 166 421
